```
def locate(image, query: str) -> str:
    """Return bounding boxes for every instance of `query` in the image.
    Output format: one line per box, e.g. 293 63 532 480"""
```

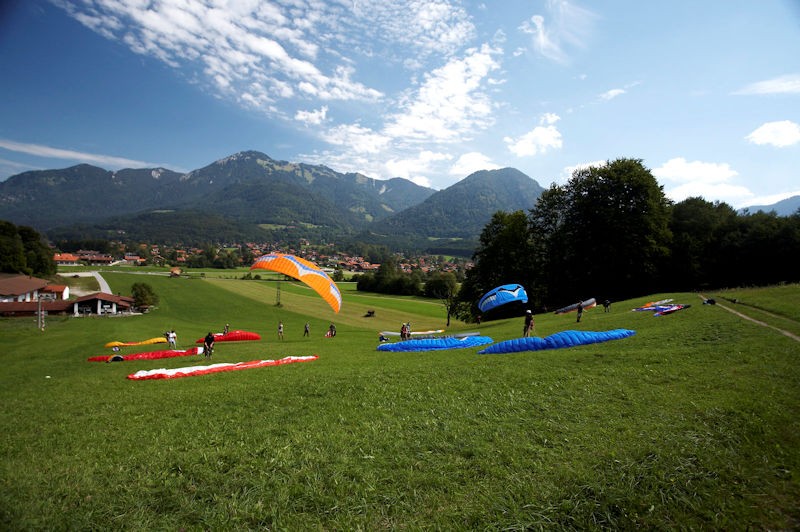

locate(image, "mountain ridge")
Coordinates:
0 151 548 251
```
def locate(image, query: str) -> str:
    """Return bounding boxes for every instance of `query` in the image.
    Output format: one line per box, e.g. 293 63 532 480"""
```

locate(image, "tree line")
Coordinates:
456 158 799 318
0 221 56 277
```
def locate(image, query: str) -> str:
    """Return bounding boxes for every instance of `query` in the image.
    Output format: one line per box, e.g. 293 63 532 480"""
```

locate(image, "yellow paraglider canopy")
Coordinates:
250 253 342 313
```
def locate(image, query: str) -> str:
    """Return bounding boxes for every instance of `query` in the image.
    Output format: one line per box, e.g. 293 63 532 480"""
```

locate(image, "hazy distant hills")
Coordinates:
740 195 800 216
0 151 548 250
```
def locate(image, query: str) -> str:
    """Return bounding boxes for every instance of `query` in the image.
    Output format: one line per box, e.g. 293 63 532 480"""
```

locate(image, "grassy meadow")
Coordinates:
1 274 799 529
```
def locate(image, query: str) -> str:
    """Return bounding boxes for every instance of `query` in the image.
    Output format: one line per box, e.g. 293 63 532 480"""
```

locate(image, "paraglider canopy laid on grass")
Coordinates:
478 329 635 354
250 253 342 313
127 356 318 380
377 336 494 352
478 284 528 314
104 337 168 348
88 347 202 362
194 330 261 343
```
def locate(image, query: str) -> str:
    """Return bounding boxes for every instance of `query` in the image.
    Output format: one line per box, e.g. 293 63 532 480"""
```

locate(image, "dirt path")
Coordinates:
698 294 800 342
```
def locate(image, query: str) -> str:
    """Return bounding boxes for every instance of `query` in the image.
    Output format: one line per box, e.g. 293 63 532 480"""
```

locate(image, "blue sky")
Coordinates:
1 0 798 208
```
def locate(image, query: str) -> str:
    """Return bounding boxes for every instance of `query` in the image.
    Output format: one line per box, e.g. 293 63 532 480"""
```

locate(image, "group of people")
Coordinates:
399 322 412 340
177 318 340 360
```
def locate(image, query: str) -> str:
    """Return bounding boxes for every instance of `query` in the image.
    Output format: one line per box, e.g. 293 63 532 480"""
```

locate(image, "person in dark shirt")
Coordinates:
203 332 215 358
523 310 534 337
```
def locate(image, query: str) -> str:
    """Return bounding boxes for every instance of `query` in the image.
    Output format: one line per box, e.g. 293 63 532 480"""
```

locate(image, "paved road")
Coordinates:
70 271 111 294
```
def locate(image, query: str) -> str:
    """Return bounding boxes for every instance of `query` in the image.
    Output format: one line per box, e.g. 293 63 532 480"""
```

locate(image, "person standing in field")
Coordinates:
223 323 230 334
576 301 583 323
523 310 534 337
603 299 611 313
303 322 310 337
278 321 284 340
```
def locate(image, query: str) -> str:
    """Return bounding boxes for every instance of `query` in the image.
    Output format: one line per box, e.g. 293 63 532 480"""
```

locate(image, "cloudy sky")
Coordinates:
1 0 798 208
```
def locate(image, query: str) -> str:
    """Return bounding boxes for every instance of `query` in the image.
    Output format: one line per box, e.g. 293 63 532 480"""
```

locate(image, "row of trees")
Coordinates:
353 257 462 297
0 221 56 276
457 158 800 317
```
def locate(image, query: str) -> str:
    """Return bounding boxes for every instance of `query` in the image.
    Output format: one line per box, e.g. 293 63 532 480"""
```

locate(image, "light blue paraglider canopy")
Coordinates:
478 329 635 354
478 284 528 314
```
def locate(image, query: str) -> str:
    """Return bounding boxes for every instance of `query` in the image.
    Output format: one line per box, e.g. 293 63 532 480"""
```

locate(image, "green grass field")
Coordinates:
2 276 799 529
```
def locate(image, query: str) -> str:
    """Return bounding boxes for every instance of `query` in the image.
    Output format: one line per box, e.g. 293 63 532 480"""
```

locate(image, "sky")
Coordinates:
1 0 798 209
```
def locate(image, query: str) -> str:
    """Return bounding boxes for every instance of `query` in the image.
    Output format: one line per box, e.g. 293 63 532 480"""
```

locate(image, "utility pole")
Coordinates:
37 293 55 331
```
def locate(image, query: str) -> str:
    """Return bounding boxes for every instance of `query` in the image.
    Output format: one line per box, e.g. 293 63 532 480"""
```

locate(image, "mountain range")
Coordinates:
740 195 800 217
0 151 545 253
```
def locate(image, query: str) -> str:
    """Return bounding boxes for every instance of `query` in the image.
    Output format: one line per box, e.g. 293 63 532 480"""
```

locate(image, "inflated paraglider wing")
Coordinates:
478 284 528 314
377 336 494 352
478 329 635 354
554 298 597 314
250 253 342 313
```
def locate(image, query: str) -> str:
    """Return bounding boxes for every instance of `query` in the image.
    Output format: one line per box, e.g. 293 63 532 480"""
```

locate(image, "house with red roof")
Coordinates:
0 273 49 303
53 253 80 265
41 284 70 300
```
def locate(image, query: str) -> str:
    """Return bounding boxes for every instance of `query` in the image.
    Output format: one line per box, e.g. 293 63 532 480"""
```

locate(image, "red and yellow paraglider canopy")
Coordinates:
250 253 342 313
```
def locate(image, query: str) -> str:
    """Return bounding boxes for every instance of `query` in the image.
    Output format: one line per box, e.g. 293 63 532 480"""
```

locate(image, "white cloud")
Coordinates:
383 44 502 143
665 182 754 205
0 139 171 170
745 121 800 147
321 124 391 154
654 157 738 184
599 88 625 101
385 150 452 187
560 159 606 182
56 0 391 116
519 1 597 64
734 74 800 95
295 106 328 125
449 152 500 177
386 150 451 176
503 114 563 157
653 157 751 205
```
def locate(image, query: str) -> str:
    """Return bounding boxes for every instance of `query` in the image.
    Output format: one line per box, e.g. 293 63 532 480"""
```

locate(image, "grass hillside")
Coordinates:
1 276 798 529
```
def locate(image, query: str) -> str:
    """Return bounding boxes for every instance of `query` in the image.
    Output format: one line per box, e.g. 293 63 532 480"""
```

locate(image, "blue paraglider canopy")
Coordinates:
478 329 635 354
478 284 528 314
377 335 494 352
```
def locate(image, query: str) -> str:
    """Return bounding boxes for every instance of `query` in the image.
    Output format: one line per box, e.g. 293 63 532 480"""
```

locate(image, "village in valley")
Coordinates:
51 241 470 276
1 240 470 319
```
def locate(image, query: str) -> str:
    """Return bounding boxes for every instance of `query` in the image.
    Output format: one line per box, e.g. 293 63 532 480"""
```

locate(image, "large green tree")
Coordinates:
0 220 27 274
18 225 56 276
667 198 738 290
131 282 159 309
529 158 672 303
0 220 55 276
